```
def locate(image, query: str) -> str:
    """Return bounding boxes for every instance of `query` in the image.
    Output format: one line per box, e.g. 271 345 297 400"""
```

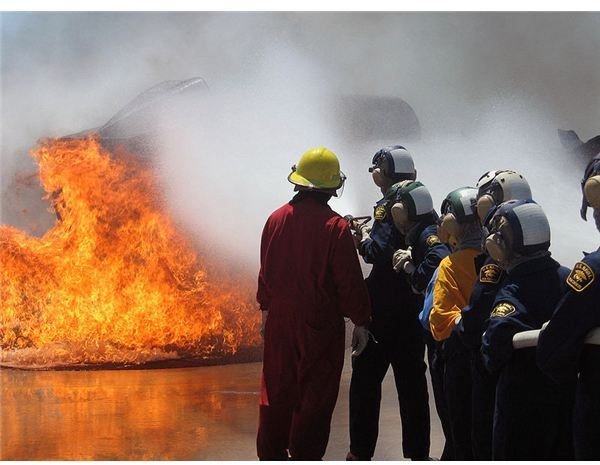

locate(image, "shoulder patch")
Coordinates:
480 264 502 284
566 261 595 292
425 234 441 247
490 302 516 318
374 205 387 221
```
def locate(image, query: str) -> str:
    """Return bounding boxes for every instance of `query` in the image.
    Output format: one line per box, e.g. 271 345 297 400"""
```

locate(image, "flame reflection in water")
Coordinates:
0 363 261 460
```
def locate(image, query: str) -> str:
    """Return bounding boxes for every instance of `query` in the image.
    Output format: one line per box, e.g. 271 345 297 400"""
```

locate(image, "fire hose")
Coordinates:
511 324 600 349
344 215 372 230
344 215 372 245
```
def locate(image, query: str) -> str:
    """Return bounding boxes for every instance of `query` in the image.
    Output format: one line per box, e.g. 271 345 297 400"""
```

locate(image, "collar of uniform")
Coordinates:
454 235 482 253
375 196 387 207
507 253 557 278
407 221 434 246
290 191 332 206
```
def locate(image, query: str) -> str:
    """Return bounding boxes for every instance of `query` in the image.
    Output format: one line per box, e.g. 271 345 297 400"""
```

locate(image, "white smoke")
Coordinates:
1 12 599 273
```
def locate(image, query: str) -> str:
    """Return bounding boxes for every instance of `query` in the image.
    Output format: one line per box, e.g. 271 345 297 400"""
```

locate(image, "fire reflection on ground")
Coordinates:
1 352 445 460
0 363 261 460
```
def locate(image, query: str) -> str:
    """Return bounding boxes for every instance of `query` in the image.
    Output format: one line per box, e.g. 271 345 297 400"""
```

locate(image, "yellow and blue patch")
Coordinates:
480 264 502 284
425 234 441 248
374 205 387 221
566 261 595 292
490 302 516 318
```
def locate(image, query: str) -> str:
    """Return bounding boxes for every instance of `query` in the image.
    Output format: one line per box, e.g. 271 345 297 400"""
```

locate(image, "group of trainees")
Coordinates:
351 146 600 460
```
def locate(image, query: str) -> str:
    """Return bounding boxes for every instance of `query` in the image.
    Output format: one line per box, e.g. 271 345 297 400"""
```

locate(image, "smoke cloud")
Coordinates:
2 12 599 273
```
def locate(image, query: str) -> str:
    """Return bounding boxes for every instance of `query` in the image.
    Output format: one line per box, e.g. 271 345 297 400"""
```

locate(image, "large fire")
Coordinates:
0 136 261 369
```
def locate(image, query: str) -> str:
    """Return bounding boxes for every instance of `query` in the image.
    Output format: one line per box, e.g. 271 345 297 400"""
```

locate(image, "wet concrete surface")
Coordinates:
1 351 444 460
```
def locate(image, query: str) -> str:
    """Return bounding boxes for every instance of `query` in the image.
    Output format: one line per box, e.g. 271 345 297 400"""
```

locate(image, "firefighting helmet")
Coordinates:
369 145 417 185
288 147 346 193
581 154 600 220
476 170 532 223
387 180 434 227
483 199 551 264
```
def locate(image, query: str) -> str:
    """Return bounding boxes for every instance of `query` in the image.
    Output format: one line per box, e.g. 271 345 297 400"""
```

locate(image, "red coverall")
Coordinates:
256 193 371 460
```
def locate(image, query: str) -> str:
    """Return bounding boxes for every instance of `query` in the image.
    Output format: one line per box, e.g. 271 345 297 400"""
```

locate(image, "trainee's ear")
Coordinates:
391 202 409 227
485 234 510 263
584 175 600 209
476 194 495 223
439 213 460 239
372 168 386 188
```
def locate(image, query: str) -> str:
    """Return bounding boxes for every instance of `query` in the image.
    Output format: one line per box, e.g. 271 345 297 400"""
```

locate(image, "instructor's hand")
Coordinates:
352 325 369 357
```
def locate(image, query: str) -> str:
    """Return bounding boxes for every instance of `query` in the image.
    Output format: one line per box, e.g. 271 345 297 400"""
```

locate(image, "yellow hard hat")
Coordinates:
288 147 346 190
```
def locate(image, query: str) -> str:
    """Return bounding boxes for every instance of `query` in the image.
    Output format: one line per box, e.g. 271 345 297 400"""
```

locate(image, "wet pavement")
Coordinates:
1 351 444 460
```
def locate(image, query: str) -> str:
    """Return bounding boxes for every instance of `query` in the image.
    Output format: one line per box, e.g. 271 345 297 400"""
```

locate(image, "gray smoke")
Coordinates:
1 12 599 272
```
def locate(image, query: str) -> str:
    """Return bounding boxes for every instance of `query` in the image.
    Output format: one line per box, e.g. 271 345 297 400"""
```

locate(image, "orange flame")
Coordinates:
0 136 261 368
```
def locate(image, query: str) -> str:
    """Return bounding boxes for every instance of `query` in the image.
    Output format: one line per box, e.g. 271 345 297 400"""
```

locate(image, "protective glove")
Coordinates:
260 310 268 337
351 325 370 357
358 223 371 242
352 223 372 248
392 248 412 272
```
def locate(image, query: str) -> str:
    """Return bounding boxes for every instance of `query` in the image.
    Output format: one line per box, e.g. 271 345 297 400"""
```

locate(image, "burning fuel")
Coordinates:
0 135 261 369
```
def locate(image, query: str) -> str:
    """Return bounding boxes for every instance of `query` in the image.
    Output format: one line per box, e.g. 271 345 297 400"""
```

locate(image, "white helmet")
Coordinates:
476 170 532 223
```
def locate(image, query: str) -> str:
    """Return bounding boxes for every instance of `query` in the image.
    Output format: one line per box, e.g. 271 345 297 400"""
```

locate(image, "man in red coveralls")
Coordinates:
256 147 372 460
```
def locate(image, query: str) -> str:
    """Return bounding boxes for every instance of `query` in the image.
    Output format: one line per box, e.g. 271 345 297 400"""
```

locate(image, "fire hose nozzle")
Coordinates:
344 215 372 227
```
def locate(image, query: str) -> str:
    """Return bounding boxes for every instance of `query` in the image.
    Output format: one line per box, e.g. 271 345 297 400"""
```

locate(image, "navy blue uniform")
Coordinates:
349 198 430 459
409 223 450 294
538 249 600 459
409 223 453 460
482 255 575 460
410 223 453 459
440 251 480 462
456 254 505 460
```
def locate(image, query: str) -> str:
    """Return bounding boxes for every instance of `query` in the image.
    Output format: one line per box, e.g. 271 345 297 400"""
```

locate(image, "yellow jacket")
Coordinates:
429 247 479 341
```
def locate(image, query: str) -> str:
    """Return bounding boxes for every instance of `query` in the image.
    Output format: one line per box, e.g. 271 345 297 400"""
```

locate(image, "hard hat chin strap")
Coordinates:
294 184 338 196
